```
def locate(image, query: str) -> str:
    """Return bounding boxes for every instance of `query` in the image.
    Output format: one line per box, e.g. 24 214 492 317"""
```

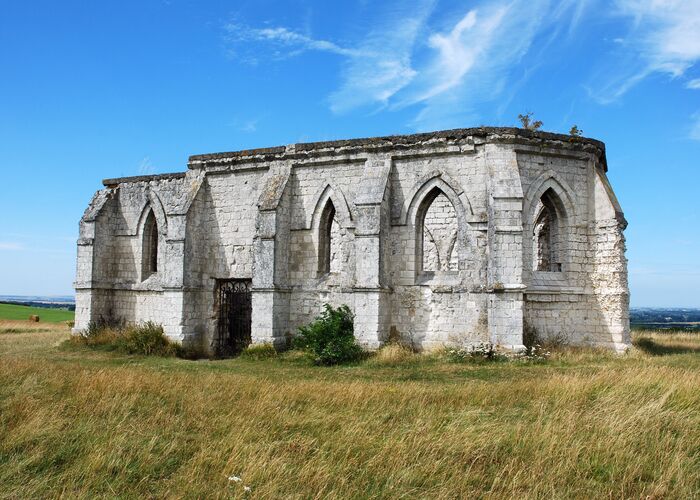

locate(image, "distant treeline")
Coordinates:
631 308 700 323
0 301 76 312
631 308 700 331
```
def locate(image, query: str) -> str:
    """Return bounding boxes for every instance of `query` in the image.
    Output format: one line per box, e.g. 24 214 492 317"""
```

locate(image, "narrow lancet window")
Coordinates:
318 199 337 275
142 209 159 278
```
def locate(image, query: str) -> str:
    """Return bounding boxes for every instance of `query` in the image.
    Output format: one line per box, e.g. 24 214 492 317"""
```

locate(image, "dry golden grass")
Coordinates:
1 321 699 498
368 342 418 366
632 330 700 357
0 319 69 335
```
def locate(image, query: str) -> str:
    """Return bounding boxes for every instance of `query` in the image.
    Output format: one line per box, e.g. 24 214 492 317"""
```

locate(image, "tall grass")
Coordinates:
633 330 700 356
0 323 698 498
68 321 176 356
0 319 64 335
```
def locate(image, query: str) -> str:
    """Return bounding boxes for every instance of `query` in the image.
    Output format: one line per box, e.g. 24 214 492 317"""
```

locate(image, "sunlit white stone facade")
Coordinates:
74 127 630 354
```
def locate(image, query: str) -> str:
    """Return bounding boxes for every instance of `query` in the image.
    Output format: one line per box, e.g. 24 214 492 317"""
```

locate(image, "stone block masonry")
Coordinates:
74 127 630 354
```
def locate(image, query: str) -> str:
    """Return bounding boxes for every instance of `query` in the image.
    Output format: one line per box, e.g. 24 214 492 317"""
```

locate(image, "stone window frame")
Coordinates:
142 209 159 277
310 184 353 279
405 175 472 286
317 198 336 276
523 172 576 285
136 195 168 283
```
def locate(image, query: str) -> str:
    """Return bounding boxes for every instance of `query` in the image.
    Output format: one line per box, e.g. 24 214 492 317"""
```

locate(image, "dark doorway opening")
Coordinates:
216 279 252 356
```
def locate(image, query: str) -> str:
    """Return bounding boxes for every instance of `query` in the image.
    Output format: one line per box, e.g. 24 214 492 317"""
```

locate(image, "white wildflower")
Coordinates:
228 475 242 482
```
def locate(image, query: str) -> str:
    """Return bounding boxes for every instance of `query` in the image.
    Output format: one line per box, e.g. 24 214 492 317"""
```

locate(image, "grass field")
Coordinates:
0 303 74 323
1 321 699 498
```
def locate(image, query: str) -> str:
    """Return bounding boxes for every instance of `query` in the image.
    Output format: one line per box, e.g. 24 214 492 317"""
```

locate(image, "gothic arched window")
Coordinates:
533 188 564 272
318 199 341 275
142 209 159 278
417 187 458 272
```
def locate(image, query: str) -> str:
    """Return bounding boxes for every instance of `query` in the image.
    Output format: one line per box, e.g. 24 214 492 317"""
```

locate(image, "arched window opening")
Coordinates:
318 199 341 275
533 188 563 272
142 209 159 278
419 188 458 272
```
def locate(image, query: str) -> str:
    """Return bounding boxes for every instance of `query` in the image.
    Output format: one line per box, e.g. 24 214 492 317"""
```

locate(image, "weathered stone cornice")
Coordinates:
187 127 607 171
102 172 186 187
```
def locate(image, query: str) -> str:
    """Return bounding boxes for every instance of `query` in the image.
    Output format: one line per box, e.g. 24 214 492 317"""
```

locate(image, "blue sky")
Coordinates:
0 0 699 306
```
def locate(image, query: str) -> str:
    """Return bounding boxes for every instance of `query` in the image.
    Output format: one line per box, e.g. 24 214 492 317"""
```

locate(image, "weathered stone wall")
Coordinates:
182 170 263 349
517 148 629 351
74 172 200 341
75 127 629 353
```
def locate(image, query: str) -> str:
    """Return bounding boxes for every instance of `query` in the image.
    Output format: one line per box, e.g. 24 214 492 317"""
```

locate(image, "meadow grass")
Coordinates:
0 303 74 323
0 321 699 498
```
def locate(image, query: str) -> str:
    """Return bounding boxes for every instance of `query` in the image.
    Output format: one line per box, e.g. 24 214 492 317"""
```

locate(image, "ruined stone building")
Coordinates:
74 127 630 354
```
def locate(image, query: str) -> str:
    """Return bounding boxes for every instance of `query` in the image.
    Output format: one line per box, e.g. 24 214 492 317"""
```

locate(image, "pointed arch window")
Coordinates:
142 209 159 278
533 188 564 272
318 199 339 275
417 187 459 273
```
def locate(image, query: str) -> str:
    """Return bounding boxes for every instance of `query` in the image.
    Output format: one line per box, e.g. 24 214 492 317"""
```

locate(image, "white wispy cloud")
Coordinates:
331 0 585 124
592 0 700 102
687 78 700 90
251 27 355 55
223 1 578 125
137 156 153 176
399 0 585 129
416 7 508 102
225 2 436 114
224 0 697 129
224 23 366 62
617 0 700 76
327 1 436 113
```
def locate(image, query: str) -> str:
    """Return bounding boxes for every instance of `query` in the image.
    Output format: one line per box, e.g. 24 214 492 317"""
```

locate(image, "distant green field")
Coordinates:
0 303 74 323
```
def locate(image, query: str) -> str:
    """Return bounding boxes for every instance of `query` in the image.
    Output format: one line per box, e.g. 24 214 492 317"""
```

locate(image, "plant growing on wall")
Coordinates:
518 112 543 130
569 125 583 142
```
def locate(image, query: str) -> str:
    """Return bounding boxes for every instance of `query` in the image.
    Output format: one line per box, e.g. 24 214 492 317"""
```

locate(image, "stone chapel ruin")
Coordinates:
74 127 630 354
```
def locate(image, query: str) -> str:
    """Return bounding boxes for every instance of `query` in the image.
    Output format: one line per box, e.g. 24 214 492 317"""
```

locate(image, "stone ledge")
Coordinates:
102 172 186 187
187 127 607 169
